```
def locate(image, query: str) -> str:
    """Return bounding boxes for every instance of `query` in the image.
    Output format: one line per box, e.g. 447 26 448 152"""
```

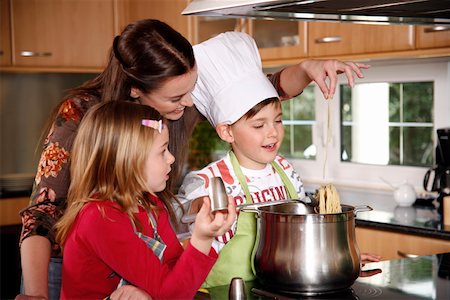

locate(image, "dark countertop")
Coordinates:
333 187 450 240
201 252 450 299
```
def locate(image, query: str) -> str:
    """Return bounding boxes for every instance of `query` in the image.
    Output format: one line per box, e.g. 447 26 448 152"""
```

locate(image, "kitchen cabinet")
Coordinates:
116 0 192 41
356 227 450 261
191 16 242 45
416 25 450 49
248 19 307 61
10 0 114 68
308 22 415 57
0 0 11 66
116 1 241 46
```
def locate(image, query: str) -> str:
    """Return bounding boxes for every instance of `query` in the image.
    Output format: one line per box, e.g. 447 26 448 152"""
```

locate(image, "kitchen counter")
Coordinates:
200 252 450 299
334 187 450 240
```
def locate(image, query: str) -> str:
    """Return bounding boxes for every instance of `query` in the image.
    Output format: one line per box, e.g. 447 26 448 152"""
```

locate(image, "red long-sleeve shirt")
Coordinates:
61 195 217 299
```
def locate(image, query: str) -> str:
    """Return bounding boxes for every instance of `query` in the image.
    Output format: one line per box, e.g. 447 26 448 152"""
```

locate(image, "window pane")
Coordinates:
403 82 433 122
281 86 315 160
340 81 433 167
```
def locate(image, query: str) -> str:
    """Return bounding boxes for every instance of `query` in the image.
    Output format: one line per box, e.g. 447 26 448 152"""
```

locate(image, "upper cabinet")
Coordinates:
308 22 414 57
415 25 450 49
1 0 450 72
191 16 241 45
248 19 307 61
116 1 240 47
10 0 114 68
116 0 191 41
0 0 12 66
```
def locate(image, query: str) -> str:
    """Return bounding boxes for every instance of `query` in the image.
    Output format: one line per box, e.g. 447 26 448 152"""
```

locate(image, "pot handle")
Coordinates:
353 205 373 215
240 207 261 216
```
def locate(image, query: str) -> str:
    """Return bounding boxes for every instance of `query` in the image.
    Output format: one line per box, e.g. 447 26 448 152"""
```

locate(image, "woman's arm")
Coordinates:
18 96 96 298
19 237 52 299
276 59 370 100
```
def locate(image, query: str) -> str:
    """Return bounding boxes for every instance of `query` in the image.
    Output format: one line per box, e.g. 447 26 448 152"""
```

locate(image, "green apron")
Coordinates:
202 151 298 288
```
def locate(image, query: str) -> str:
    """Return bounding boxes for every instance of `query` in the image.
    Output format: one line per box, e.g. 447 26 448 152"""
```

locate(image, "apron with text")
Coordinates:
202 151 298 288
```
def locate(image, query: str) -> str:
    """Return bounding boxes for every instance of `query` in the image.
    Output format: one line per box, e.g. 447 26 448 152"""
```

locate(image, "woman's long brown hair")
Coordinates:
40 19 199 210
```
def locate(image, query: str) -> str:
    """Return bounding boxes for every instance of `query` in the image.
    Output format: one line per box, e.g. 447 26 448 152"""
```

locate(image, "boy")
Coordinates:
177 32 305 287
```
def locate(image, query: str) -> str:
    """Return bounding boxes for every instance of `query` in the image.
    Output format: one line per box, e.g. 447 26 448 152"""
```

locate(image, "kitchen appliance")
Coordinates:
203 252 450 299
183 0 450 26
423 127 450 219
423 128 450 194
242 203 372 294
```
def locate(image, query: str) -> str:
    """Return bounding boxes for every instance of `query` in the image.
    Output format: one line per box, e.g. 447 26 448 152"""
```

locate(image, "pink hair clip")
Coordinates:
141 119 163 133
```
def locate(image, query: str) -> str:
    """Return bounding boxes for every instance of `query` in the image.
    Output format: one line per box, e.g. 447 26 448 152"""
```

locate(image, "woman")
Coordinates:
18 19 369 299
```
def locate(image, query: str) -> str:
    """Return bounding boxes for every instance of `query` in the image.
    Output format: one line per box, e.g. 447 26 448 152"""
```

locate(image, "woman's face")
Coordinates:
133 66 198 120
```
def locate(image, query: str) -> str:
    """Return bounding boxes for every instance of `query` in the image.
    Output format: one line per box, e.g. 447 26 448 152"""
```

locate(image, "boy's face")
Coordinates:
229 102 284 169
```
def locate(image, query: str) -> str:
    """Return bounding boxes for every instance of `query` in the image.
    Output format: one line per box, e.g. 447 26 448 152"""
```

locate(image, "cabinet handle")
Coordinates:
397 250 419 258
315 36 342 44
0 50 4 56
20 51 52 57
424 26 450 33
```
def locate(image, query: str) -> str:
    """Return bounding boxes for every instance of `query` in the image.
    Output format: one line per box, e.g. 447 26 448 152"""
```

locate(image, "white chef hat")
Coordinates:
192 32 279 127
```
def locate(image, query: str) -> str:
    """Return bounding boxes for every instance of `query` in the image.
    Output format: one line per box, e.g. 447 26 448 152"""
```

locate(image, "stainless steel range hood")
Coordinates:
183 0 450 26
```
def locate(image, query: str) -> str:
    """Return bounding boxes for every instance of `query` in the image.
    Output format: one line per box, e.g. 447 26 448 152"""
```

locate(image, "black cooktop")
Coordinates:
200 252 450 299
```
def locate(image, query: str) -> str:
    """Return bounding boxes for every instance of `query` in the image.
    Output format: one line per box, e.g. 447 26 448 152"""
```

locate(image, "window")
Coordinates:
280 85 316 160
340 82 434 167
281 58 450 190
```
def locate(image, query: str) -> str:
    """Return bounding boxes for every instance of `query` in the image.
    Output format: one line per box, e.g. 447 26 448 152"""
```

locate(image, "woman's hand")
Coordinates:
190 196 236 255
280 59 370 100
15 295 47 300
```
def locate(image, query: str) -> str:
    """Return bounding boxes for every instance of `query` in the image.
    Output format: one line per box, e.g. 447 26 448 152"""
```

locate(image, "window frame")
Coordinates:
289 58 450 191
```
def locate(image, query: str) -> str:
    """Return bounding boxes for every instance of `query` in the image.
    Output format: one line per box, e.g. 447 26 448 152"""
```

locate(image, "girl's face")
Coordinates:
133 66 198 121
144 126 175 194
229 102 284 170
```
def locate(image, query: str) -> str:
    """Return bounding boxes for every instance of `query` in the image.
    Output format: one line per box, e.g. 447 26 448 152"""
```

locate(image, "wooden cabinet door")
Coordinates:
191 16 242 45
116 0 192 42
308 22 414 57
249 19 307 61
356 227 450 261
416 26 450 49
11 0 114 68
0 0 12 66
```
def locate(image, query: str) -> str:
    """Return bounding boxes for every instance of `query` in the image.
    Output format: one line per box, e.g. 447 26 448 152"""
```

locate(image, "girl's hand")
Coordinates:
109 285 152 300
190 196 236 255
299 59 370 100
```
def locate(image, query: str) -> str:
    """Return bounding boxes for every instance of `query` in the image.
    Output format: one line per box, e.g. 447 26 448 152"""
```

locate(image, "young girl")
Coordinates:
55 101 236 299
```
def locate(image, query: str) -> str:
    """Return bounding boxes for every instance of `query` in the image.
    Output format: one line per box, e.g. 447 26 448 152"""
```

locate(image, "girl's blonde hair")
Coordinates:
56 101 173 246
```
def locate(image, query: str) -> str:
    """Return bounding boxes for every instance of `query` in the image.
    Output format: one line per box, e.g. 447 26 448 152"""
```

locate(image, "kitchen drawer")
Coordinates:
416 25 450 49
308 22 414 57
356 227 450 261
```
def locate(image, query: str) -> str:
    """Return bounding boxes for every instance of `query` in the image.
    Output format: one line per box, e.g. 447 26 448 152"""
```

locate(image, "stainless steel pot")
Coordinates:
244 203 372 295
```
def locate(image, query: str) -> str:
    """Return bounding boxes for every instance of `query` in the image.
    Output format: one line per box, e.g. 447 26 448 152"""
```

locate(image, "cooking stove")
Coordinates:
251 281 403 299
200 252 450 299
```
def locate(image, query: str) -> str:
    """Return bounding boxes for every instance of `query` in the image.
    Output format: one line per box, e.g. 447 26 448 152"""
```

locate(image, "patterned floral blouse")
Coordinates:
19 94 100 256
